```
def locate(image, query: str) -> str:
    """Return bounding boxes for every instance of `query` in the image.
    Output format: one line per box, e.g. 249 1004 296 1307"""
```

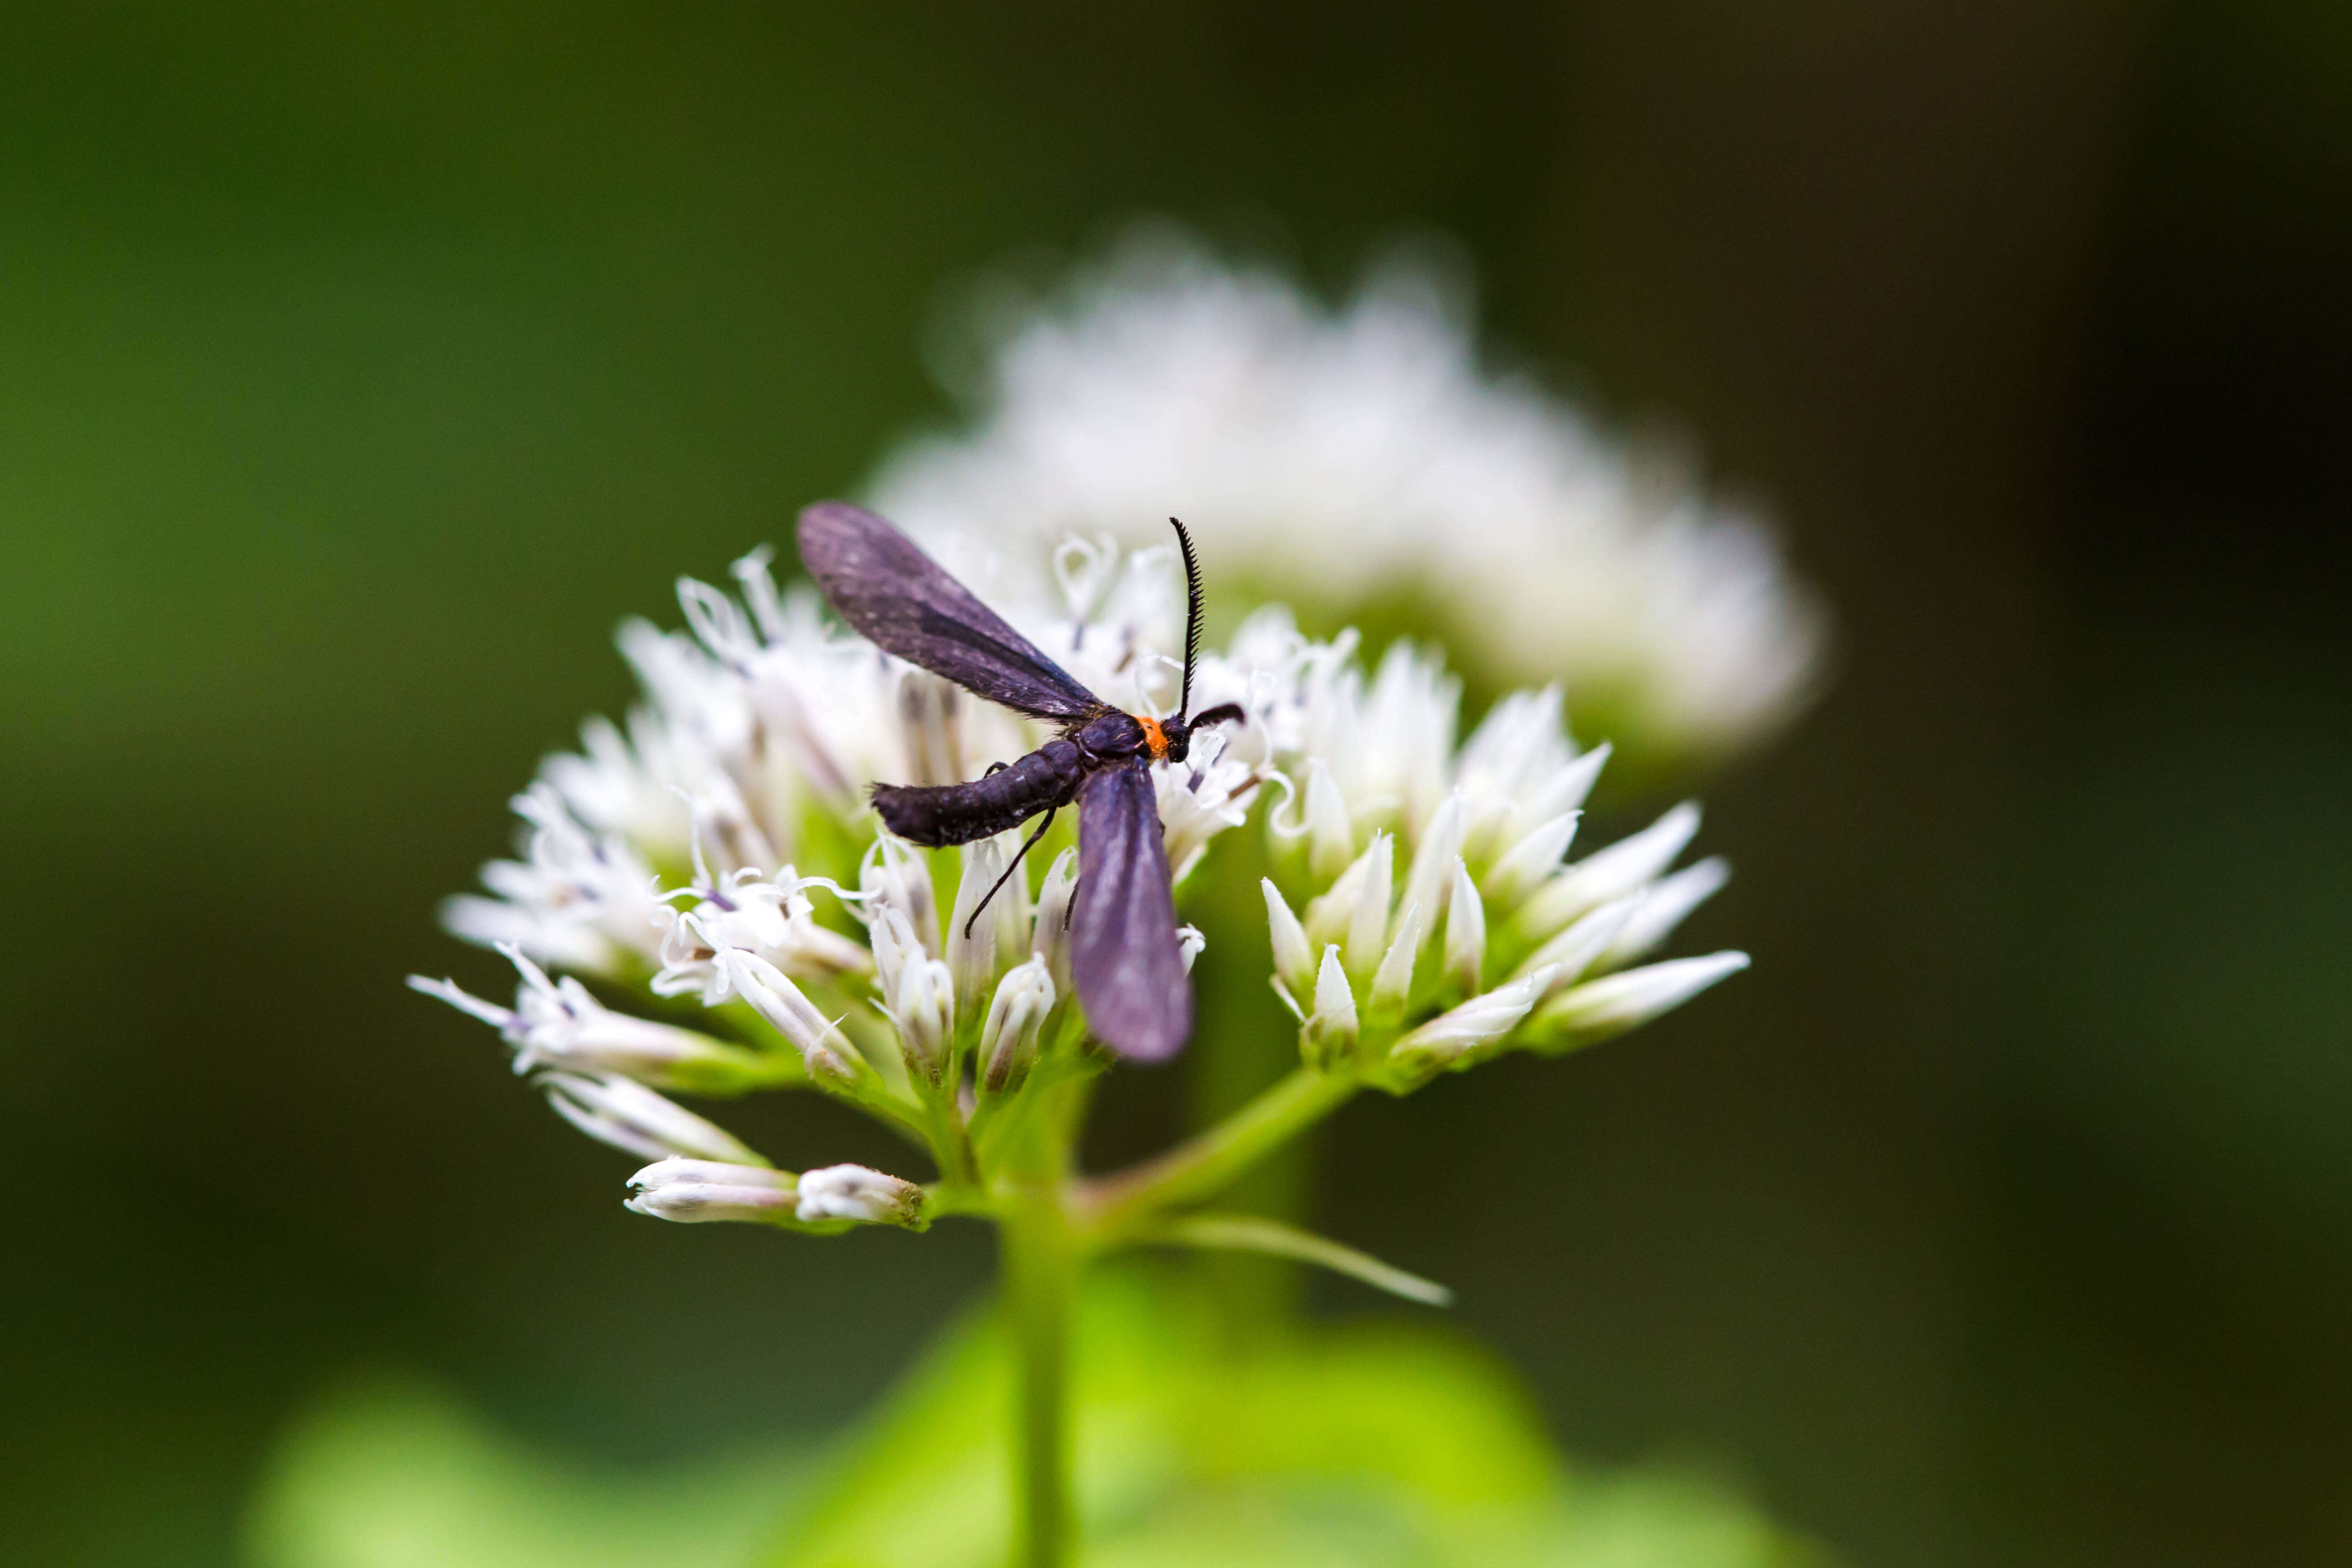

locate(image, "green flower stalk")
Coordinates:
411 535 1748 1568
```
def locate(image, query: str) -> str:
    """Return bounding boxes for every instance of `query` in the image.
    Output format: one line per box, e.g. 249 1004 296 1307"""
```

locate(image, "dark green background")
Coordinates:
7 3 2349 1564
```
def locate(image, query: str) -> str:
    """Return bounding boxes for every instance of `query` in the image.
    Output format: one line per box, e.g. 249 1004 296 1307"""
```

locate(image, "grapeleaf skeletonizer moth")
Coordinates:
796 503 1244 1062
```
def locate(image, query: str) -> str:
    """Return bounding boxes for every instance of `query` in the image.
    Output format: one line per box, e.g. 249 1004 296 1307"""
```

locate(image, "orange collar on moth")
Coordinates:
1135 715 1171 760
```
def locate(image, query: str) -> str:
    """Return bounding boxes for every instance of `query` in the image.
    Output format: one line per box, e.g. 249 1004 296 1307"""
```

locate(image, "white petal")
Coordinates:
1031 847 1079 990
1397 791 1464 954
1391 965 1557 1074
979 958 1056 1090
1514 895 1641 996
1304 836 1378 950
1516 743 1610 839
1262 878 1316 997
1303 944 1360 1066
540 1072 762 1164
1443 858 1487 994
948 838 1009 1013
407 974 514 1032
1480 811 1580 908
1597 857 1731 971
1535 951 1750 1041
1305 758 1355 881
1369 901 1423 1015
1312 944 1357 1027
1514 802 1702 939
1343 832 1394 980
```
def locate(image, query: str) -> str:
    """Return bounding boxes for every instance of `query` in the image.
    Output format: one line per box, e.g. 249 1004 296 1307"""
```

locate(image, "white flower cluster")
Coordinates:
413 538 1255 1228
414 530 1744 1230
867 227 1826 763
1240 618 1747 1087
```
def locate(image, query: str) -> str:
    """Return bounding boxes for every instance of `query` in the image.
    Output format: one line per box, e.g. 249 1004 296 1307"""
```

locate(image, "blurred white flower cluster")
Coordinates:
868 229 1825 764
414 530 1744 1234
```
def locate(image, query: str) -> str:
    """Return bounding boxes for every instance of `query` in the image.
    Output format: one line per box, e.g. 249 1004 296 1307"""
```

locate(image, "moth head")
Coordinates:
1168 703 1246 765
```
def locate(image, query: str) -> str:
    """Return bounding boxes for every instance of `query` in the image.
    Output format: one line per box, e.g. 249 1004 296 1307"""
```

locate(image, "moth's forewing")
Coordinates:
1071 759 1191 1061
797 502 1103 723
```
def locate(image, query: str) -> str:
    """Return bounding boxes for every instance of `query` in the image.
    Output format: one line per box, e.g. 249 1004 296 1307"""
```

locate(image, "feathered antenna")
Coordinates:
1171 517 1205 719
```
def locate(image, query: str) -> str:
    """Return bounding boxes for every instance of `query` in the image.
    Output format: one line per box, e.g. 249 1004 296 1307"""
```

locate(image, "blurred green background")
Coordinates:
6 2 2349 1564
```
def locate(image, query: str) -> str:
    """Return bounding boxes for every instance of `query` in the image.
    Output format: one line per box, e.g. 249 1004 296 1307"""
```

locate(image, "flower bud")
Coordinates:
1528 951 1750 1049
795 1164 928 1228
893 952 956 1083
860 836 940 957
1480 811 1580 911
539 1071 764 1165
1367 901 1423 1022
1031 847 1079 993
948 838 1021 1015
1596 857 1731 970
1513 895 1641 997
1301 945 1359 1070
1176 925 1206 974
1443 858 1486 995
980 958 1056 1093
1513 744 1610 848
1512 802 1701 941
1304 836 1379 951
868 905 918 1012
719 950 858 1083
1262 879 1316 1000
1397 792 1465 957
1343 833 1394 982
1304 758 1354 881
1386 965 1557 1086
625 1158 798 1223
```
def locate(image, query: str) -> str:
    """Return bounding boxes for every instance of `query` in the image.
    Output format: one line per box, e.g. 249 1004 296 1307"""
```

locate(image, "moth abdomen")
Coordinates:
872 739 1087 848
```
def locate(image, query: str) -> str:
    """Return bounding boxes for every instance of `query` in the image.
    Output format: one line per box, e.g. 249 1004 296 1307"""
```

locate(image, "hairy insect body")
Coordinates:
872 712 1168 848
1073 710 1156 763
800 501 1242 1060
873 740 1088 848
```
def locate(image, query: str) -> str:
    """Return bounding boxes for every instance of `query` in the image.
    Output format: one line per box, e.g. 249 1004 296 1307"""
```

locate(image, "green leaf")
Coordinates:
241 1273 1822 1568
765 1267 1819 1568
243 1376 814 1568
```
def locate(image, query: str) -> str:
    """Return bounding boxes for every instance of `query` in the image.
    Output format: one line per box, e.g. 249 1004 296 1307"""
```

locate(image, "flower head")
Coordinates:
1248 629 1745 1088
418 508 1749 1246
868 227 1825 764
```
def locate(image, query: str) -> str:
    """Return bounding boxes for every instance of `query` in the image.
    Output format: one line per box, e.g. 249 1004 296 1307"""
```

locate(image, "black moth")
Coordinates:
797 503 1245 1062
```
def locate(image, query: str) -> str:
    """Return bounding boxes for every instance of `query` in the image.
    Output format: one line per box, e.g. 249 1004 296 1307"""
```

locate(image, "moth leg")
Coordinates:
983 761 1009 777
962 805 1057 940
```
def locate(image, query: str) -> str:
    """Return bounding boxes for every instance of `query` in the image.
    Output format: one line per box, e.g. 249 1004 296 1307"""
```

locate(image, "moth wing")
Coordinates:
797 502 1103 722
1071 759 1191 1061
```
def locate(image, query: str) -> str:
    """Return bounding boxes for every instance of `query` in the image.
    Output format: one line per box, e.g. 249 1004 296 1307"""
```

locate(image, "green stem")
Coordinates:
1001 1190 1076 1568
1077 1065 1357 1240
922 1085 983 1191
